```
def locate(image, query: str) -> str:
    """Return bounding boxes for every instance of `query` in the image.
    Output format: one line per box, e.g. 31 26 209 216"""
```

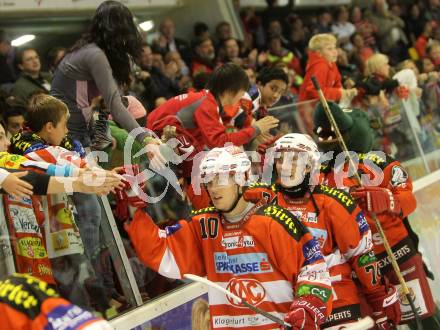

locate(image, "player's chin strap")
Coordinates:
277 173 311 199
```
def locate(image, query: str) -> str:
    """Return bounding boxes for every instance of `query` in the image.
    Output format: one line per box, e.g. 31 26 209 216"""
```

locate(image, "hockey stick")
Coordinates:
184 274 375 330
311 76 423 330
184 273 292 329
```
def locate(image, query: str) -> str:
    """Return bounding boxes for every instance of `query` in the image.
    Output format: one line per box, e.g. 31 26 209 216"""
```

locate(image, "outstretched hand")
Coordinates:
2 172 33 198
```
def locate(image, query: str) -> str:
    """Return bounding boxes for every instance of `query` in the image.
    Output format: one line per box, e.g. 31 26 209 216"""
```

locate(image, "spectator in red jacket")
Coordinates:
147 63 279 208
147 63 279 177
299 33 357 103
298 34 357 134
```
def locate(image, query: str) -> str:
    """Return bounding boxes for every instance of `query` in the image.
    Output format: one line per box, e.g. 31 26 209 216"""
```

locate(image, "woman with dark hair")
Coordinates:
50 2 161 312
51 0 164 165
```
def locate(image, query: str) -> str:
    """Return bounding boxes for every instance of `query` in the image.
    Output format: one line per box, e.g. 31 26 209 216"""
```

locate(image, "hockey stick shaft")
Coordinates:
184 274 292 329
311 76 422 329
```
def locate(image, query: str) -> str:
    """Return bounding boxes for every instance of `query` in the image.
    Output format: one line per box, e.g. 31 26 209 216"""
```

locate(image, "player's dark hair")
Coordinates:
207 63 250 98
256 66 288 85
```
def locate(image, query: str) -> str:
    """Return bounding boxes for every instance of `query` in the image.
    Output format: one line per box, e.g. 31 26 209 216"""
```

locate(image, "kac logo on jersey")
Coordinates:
355 212 369 235
302 239 323 266
226 278 266 307
214 252 272 275
221 236 255 250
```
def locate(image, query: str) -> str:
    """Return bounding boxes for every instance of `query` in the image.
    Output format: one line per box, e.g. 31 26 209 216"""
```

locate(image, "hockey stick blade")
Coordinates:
184 274 292 329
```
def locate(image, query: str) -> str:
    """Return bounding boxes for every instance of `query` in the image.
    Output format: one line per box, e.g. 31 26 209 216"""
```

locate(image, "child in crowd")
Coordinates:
299 33 358 103
298 33 358 134
2 103 26 140
10 94 116 315
147 64 279 208
240 66 288 121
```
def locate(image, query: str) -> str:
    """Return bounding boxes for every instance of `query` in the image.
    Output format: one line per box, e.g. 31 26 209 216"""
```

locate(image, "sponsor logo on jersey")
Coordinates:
319 185 356 212
213 314 277 327
297 284 332 302
357 251 377 267
391 165 408 187
262 205 301 240
214 252 272 275
378 244 412 269
290 211 318 224
307 212 318 223
226 278 266 307
355 212 369 234
223 230 242 238
221 236 255 250
326 309 353 323
308 228 328 248
165 223 182 236
302 239 323 266
47 304 100 330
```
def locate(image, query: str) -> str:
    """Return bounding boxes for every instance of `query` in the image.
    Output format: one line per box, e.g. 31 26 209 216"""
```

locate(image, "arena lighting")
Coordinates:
11 34 35 47
139 20 154 32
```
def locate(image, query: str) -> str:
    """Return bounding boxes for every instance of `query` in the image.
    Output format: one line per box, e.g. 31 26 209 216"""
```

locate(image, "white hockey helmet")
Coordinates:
273 133 320 172
200 146 251 181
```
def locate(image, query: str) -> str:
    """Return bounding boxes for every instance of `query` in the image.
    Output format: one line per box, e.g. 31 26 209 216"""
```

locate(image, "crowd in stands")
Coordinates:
0 0 439 323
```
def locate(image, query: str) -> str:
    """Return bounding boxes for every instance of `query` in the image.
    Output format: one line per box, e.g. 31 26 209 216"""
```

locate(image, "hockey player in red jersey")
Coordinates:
243 133 401 329
125 145 333 329
314 102 438 327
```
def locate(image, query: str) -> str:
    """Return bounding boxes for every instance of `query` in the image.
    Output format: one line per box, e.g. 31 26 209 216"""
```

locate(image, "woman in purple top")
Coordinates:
51 0 164 165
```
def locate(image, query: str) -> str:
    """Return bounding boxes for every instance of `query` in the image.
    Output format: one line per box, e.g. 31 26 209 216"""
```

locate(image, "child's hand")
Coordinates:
2 172 33 198
76 169 124 196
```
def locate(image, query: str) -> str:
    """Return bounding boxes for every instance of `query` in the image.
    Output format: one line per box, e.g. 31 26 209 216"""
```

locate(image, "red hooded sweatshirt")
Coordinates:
299 51 342 102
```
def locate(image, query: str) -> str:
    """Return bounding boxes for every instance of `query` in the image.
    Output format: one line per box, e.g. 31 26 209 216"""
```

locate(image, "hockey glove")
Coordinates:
243 183 276 204
351 186 401 215
284 295 327 330
365 279 401 329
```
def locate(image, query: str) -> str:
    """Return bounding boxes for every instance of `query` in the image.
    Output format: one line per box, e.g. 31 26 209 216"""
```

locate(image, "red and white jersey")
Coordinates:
127 204 333 330
243 184 382 311
320 152 417 272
